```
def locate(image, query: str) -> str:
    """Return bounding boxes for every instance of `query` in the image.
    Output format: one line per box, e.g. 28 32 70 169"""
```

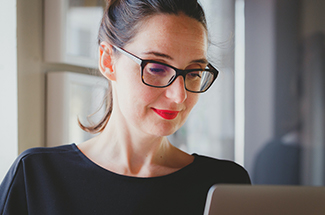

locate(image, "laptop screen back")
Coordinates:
204 185 325 215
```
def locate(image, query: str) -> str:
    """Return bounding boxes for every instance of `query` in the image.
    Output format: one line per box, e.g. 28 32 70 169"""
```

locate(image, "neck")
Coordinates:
87 112 175 176
78 105 193 177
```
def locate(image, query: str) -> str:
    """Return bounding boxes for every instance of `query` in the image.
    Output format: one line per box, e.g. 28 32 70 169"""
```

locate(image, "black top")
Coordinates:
0 144 250 215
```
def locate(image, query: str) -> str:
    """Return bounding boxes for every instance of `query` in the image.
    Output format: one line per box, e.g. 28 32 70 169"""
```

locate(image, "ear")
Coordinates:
99 41 116 81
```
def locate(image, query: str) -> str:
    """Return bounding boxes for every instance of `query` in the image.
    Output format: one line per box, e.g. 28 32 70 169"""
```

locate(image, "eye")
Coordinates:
187 71 202 79
145 63 172 76
149 67 166 74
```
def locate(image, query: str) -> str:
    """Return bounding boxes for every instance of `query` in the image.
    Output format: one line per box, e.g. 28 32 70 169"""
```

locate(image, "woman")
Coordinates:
0 0 250 214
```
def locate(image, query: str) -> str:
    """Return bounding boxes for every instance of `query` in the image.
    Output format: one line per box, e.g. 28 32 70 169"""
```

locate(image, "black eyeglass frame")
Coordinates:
112 45 219 93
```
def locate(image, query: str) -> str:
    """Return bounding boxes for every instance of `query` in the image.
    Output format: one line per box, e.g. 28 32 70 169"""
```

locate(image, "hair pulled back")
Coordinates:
79 0 207 134
99 0 207 48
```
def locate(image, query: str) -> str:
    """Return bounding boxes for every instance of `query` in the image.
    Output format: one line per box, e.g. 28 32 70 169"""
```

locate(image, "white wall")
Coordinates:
0 0 18 181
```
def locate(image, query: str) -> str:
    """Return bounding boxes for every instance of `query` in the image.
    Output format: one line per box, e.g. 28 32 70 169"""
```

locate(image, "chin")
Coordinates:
149 122 182 137
148 128 176 138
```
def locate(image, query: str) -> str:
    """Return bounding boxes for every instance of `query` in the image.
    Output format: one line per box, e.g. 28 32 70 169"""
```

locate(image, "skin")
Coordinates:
78 13 208 177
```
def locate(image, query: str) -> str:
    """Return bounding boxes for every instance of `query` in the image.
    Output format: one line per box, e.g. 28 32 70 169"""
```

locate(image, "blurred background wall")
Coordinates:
1 0 325 186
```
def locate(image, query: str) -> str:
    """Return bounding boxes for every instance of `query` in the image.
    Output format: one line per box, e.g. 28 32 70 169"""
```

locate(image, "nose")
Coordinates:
165 76 187 104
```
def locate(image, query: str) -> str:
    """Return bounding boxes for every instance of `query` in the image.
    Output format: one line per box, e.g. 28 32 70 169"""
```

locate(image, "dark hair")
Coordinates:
79 0 208 133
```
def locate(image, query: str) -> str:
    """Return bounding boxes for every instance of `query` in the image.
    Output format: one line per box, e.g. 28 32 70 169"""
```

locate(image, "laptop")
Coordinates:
204 185 325 215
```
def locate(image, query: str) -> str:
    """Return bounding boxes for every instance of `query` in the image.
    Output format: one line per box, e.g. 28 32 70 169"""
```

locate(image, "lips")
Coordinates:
152 108 180 120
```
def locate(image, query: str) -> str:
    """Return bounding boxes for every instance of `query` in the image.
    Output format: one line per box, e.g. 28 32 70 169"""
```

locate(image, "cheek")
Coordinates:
180 93 200 120
186 94 200 111
114 67 159 116
115 62 141 99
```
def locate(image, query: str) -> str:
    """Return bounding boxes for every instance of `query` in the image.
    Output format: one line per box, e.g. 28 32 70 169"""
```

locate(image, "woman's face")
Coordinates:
111 13 208 137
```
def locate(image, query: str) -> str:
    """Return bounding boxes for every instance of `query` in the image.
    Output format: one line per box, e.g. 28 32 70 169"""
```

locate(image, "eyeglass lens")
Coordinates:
142 62 215 92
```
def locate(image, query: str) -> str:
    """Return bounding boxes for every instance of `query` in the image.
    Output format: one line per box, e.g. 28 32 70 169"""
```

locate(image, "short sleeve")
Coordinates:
0 156 28 215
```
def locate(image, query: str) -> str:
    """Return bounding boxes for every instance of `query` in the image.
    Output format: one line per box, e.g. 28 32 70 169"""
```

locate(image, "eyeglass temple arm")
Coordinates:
99 45 142 65
113 45 142 65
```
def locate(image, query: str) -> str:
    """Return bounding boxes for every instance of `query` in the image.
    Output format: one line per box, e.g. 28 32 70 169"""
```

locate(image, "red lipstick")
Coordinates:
152 108 179 120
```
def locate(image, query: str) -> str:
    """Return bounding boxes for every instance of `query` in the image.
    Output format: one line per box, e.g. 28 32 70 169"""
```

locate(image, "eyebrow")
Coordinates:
142 51 173 60
142 51 209 65
191 58 209 65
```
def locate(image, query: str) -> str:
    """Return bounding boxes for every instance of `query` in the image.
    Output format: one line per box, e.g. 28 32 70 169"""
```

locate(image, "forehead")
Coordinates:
126 13 208 61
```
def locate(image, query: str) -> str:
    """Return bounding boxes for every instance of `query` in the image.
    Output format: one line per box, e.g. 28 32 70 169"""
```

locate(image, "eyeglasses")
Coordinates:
112 45 219 93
